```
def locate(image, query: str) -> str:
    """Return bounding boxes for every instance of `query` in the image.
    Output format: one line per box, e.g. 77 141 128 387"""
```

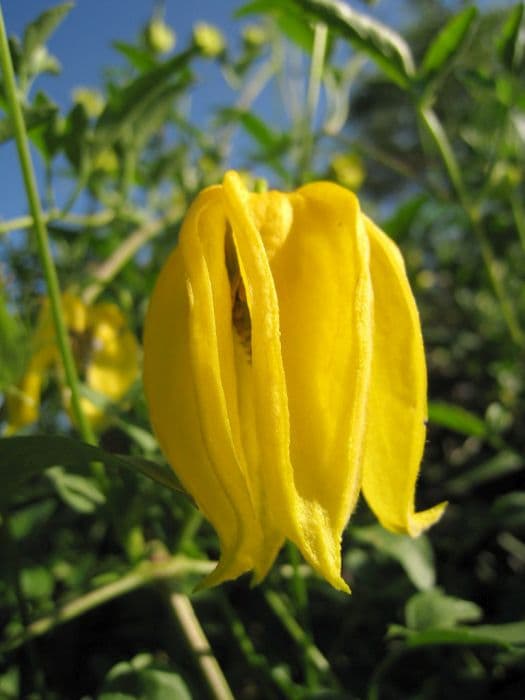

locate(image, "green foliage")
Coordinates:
0 1 524 698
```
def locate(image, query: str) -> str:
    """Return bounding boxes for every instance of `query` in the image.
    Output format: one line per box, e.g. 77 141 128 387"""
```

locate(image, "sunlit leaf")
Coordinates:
113 41 158 72
94 50 194 148
428 400 487 438
419 7 478 88
405 589 482 631
22 2 73 61
291 0 416 88
498 3 524 71
351 524 436 590
0 99 57 145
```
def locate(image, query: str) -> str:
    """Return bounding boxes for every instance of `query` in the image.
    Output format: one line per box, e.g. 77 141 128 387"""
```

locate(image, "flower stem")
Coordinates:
169 592 235 700
0 555 215 653
0 5 96 444
418 105 524 348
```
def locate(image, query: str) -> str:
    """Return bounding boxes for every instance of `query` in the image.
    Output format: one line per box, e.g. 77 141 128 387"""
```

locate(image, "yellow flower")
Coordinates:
7 293 139 432
143 171 446 592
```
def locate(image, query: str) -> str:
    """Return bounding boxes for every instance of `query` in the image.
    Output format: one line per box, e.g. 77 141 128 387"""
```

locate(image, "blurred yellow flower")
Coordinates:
143 171 446 592
7 293 139 432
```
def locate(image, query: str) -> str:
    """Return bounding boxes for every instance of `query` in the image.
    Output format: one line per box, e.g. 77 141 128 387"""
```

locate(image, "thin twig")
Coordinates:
0 556 215 653
170 592 235 700
82 205 181 305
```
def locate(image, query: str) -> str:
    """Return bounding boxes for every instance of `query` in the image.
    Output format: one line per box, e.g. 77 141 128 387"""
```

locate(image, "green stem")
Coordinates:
0 208 118 236
306 22 328 127
264 590 338 686
82 205 180 305
297 22 328 180
1 555 215 653
285 542 317 689
418 105 524 348
169 591 235 700
510 191 525 256
0 5 96 442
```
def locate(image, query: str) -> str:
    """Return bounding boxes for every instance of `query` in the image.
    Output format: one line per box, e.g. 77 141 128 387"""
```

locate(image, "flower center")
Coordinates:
225 224 252 358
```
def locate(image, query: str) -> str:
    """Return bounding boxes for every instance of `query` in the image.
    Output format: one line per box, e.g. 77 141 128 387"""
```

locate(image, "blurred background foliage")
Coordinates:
0 0 524 698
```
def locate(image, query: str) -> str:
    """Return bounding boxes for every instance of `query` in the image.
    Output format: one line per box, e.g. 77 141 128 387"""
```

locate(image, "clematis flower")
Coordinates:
143 171 446 592
6 292 139 432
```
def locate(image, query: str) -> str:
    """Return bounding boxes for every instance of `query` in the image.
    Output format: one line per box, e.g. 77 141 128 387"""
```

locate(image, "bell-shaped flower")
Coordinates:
143 171 446 592
6 292 140 432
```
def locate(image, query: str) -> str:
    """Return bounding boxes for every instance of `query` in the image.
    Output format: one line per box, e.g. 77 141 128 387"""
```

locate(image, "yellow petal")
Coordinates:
271 181 372 590
86 303 140 420
361 216 446 536
5 298 59 433
223 173 373 591
144 186 262 586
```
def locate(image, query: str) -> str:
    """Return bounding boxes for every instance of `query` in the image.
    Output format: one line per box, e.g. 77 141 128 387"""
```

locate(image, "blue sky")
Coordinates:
0 0 514 226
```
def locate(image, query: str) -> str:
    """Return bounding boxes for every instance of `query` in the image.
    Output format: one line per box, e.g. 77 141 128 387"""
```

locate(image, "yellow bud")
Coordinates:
144 18 176 54
193 22 225 58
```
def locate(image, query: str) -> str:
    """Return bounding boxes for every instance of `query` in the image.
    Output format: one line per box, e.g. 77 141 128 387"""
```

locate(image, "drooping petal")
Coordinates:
144 186 261 586
361 216 447 536
85 303 140 424
222 173 373 591
272 182 373 590
6 298 59 433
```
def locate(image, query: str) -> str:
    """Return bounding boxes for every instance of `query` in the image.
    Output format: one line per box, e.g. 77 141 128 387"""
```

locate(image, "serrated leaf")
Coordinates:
351 524 436 590
405 589 482 631
498 3 524 71
0 435 184 507
428 400 487 438
419 7 478 87
291 0 415 88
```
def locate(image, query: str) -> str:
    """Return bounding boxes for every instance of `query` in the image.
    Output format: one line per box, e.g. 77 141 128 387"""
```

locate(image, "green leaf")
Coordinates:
446 450 523 496
389 621 525 650
428 400 487 438
291 0 415 88
239 111 285 150
101 655 192 700
46 466 106 514
113 41 158 72
405 589 482 631
382 194 427 240
94 50 194 149
419 7 478 87
491 491 525 529
0 99 58 145
22 3 74 59
276 13 315 53
0 436 184 507
351 524 436 590
497 3 524 71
